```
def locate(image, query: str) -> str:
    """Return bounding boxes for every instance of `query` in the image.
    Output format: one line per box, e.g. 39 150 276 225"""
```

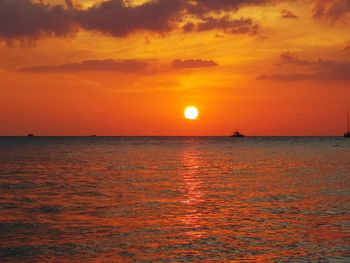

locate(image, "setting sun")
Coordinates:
184 106 199 120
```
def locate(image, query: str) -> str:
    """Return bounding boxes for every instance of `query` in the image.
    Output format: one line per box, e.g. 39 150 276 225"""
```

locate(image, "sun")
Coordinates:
184 106 199 120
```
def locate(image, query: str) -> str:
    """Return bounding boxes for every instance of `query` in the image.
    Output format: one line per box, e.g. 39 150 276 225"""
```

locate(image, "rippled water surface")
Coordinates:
0 137 349 262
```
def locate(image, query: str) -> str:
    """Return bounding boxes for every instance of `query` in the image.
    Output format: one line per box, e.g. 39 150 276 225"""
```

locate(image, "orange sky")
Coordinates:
0 0 349 136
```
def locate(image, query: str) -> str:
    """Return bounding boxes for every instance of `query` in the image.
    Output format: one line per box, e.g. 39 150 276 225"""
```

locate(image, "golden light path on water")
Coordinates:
181 145 205 240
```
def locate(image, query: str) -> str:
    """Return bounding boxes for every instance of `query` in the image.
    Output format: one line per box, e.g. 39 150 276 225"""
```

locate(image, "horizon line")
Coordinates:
0 135 347 137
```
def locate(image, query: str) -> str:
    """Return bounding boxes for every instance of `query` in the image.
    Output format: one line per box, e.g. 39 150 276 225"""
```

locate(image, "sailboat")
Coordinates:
345 111 350 138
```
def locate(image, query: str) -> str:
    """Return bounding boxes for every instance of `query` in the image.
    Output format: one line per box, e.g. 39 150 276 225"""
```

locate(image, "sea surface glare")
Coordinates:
0 137 349 262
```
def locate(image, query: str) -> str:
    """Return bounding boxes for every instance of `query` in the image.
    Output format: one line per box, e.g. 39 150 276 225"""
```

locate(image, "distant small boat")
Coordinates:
91 135 97 137
230 131 245 137
27 133 34 137
345 111 350 138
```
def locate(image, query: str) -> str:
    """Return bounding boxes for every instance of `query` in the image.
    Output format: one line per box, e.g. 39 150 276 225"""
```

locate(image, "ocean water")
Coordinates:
0 137 349 262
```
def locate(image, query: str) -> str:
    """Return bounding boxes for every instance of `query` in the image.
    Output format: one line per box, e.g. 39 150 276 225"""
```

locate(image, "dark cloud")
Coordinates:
0 0 185 41
0 0 75 41
77 0 185 37
281 9 297 19
313 0 350 22
258 56 350 81
280 51 313 65
183 16 258 34
279 51 340 69
172 59 218 69
0 0 280 42
343 46 350 52
20 59 149 73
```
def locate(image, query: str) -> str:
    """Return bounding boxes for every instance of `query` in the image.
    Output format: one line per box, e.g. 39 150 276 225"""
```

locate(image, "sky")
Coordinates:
0 0 349 136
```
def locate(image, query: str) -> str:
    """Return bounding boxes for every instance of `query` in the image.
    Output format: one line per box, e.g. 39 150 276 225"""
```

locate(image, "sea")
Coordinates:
0 137 349 262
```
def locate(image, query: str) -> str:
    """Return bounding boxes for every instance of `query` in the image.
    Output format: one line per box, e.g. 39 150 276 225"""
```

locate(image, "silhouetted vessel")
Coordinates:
345 111 350 138
230 131 245 137
27 133 34 137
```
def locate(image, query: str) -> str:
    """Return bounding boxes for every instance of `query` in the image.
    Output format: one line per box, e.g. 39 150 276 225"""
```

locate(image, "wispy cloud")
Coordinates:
20 59 149 73
172 59 218 69
257 52 350 82
183 16 258 34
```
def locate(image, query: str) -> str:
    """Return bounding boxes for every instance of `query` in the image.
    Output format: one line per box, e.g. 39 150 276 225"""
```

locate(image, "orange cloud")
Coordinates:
183 16 258 34
20 59 150 73
172 59 218 69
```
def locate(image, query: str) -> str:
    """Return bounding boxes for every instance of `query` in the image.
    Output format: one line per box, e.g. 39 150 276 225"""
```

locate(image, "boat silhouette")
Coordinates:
345 111 350 138
230 131 245 137
27 133 34 137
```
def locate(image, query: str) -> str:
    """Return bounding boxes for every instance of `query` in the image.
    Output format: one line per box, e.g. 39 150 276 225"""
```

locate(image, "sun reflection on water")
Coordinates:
180 144 206 240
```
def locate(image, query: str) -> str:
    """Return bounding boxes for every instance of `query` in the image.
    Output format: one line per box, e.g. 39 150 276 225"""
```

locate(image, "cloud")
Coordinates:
20 59 149 73
21 58 219 73
281 9 297 19
280 51 313 65
0 0 75 41
257 73 313 81
186 0 275 15
279 51 340 69
172 59 218 69
183 16 258 34
256 71 350 82
257 57 350 81
0 0 284 42
313 0 350 23
76 0 185 37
